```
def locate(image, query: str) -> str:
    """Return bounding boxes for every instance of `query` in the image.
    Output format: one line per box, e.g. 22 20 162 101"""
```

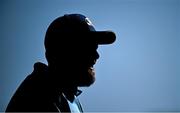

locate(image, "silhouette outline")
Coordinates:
5 14 116 112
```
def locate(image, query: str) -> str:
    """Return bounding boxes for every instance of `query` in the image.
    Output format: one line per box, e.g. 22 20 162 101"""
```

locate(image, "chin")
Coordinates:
83 77 95 87
77 71 96 87
79 80 95 87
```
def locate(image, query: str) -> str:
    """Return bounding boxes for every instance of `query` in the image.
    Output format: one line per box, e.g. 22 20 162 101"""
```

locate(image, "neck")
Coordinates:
47 64 78 91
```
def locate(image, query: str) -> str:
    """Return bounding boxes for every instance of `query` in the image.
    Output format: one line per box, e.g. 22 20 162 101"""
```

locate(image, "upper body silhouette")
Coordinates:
6 14 116 112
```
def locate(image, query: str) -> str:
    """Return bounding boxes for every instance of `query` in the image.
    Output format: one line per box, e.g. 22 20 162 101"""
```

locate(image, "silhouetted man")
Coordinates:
6 14 116 112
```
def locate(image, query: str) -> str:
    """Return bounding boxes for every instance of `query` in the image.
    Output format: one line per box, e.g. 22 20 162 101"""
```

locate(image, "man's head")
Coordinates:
44 14 116 87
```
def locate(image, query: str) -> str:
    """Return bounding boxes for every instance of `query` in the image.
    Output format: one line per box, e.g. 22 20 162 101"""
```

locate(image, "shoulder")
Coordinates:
6 62 51 111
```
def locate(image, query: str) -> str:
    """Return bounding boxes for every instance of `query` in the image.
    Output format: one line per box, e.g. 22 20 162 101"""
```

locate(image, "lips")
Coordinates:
88 66 95 76
87 59 97 76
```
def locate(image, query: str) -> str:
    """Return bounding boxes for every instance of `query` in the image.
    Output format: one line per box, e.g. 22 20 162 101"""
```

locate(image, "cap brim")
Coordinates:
89 31 116 45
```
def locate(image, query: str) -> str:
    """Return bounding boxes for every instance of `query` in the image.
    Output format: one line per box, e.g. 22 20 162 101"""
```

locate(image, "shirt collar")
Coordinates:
62 88 82 102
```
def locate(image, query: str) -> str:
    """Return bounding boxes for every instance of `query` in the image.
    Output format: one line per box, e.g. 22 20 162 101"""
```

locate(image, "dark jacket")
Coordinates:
5 62 83 112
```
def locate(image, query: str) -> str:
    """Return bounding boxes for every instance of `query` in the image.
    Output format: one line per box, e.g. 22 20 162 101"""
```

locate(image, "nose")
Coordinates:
95 51 100 59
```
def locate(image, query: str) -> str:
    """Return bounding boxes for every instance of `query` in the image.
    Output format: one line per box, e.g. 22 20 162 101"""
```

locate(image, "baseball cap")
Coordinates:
45 14 116 49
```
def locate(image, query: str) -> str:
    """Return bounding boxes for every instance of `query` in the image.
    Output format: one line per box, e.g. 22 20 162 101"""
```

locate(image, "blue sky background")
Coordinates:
0 0 180 112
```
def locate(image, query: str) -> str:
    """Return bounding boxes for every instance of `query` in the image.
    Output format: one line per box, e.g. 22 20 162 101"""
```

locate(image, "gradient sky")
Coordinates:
0 0 180 112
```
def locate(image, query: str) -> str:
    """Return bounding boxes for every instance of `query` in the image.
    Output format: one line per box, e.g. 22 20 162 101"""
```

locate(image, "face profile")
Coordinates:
72 43 99 87
44 14 116 87
5 13 116 112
